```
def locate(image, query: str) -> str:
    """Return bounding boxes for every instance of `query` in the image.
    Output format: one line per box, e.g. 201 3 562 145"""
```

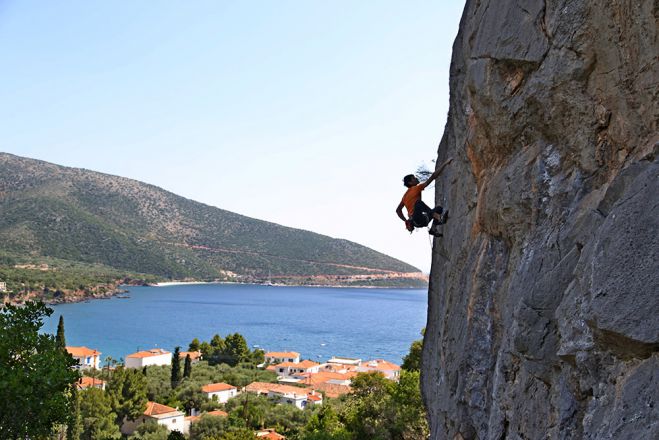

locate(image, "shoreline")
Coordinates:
6 279 427 307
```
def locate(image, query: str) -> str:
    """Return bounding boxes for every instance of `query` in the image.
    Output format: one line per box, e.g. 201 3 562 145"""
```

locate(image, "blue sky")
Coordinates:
1 1 465 272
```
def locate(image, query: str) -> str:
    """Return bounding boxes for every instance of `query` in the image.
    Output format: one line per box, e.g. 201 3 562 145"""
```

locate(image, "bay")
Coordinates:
42 284 427 365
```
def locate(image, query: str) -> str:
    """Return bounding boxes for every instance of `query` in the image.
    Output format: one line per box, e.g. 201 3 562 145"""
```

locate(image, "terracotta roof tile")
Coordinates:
66 346 101 357
76 376 106 389
179 351 202 360
245 382 313 397
144 401 179 416
264 351 299 358
126 348 170 359
201 382 236 393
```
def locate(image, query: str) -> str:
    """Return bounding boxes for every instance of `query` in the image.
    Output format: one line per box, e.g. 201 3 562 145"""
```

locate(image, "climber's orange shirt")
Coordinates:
402 185 423 216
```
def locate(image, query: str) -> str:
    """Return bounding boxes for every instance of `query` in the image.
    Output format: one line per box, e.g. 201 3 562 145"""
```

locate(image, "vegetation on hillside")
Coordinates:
0 252 160 303
0 153 425 299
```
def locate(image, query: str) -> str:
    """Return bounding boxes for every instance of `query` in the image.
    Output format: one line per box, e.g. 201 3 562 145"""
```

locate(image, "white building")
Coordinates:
356 359 401 381
121 401 187 435
66 346 102 370
201 382 238 403
327 356 361 366
0 281 7 292
275 360 322 382
245 382 322 409
264 351 300 364
125 348 172 368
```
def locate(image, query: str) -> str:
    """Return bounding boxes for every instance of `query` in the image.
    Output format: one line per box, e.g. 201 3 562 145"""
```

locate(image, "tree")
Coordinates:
222 427 257 439
402 328 425 372
401 339 423 371
128 421 168 440
189 414 228 440
79 388 121 440
171 346 181 389
183 354 192 379
223 333 249 366
188 338 201 351
167 430 186 440
56 314 66 349
0 301 79 440
107 367 148 426
69 387 83 440
177 384 209 415
343 371 428 440
300 405 350 440
210 334 225 351
199 341 213 359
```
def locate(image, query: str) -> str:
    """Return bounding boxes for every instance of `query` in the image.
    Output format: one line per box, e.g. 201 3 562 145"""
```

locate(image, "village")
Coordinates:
66 344 402 439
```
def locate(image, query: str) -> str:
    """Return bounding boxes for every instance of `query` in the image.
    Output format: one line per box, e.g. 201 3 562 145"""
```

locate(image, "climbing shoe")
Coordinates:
439 209 449 225
428 226 443 237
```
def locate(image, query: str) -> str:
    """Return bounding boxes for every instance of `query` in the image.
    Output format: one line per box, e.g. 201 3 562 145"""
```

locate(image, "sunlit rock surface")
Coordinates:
422 1 658 439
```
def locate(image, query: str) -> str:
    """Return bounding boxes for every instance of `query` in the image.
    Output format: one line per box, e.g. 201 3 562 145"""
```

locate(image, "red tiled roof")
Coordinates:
127 349 170 359
207 410 228 417
264 351 299 358
256 429 286 439
76 376 106 389
179 351 202 360
300 371 355 386
245 382 312 397
201 382 236 393
275 360 319 369
297 360 320 368
66 346 101 357
359 359 401 372
144 401 179 416
314 382 352 398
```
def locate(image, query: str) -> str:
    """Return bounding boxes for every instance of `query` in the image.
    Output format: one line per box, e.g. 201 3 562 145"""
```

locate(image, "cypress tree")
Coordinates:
56 315 66 349
183 354 192 379
171 347 181 389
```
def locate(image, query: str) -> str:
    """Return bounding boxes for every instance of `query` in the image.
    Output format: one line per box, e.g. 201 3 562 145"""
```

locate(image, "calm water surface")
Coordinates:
42 284 427 364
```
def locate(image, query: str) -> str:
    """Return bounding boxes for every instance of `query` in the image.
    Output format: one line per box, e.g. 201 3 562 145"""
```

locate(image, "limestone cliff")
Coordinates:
422 1 658 439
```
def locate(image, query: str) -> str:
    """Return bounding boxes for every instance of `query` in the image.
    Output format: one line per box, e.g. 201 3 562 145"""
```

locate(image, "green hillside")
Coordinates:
0 153 425 295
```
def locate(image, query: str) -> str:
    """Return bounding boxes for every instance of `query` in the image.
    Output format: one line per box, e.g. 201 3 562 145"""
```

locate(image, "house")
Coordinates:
66 346 102 370
299 371 355 387
76 376 106 391
125 348 172 368
274 360 321 381
356 359 401 381
0 281 7 292
121 401 187 435
179 350 202 364
244 382 322 409
201 382 238 403
256 428 286 439
264 351 300 365
327 356 361 366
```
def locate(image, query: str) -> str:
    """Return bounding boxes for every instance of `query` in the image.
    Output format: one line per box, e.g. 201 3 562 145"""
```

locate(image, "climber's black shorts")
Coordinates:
411 200 443 227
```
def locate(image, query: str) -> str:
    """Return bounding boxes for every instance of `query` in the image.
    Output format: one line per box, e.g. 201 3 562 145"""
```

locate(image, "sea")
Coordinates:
42 283 427 365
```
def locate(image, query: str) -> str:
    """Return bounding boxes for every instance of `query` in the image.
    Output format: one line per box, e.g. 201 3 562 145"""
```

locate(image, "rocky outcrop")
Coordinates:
422 1 658 439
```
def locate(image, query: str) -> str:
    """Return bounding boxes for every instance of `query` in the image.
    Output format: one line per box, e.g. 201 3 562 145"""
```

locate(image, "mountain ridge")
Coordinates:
0 152 425 295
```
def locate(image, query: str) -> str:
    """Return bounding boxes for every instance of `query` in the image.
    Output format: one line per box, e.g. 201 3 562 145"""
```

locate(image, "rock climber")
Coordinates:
396 158 453 237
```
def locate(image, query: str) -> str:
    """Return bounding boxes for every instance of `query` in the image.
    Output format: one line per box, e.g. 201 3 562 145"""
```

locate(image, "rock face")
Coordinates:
421 1 658 439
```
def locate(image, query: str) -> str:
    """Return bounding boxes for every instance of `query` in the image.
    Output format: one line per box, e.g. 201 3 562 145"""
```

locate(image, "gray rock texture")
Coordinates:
422 1 658 439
